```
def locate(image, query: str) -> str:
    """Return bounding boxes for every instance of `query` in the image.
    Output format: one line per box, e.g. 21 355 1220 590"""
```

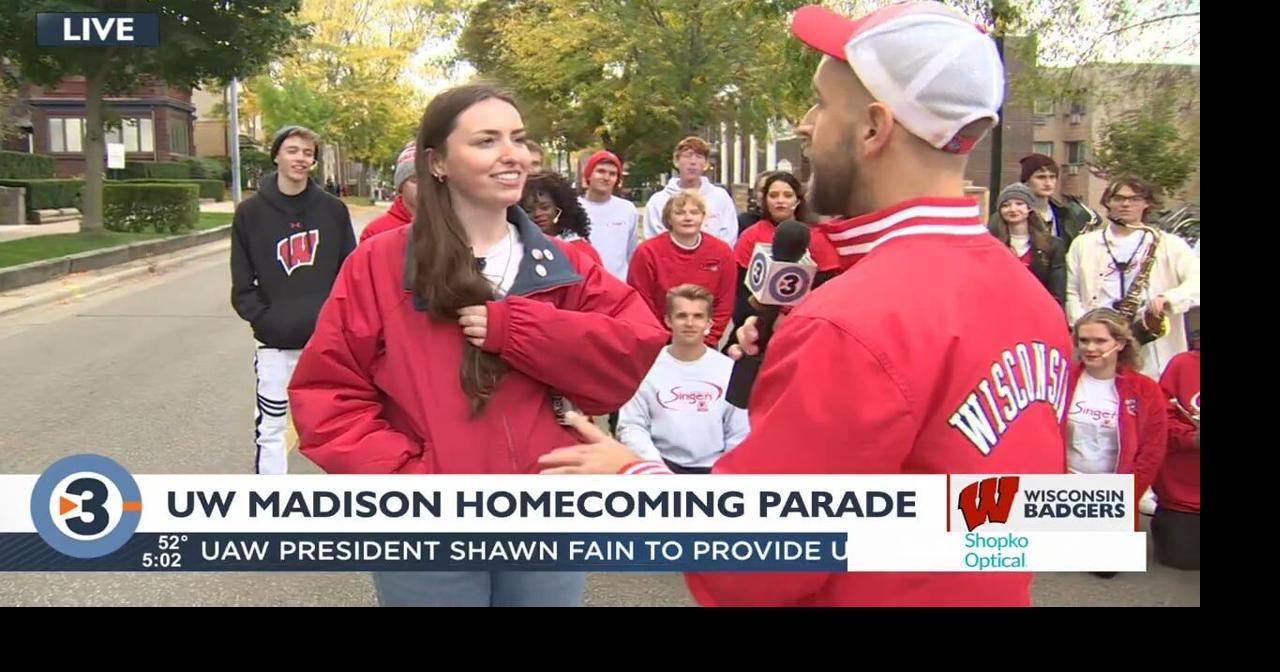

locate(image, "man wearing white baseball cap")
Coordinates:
540 2 1073 607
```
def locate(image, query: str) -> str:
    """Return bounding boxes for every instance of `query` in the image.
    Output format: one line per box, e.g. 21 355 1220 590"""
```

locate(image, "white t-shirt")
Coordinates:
618 347 749 469
1067 372 1121 474
579 194 638 281
1009 232 1031 257
476 224 522 297
1096 228 1152 310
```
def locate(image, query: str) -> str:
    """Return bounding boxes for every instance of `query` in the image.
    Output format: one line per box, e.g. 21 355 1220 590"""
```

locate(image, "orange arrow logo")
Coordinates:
59 496 77 516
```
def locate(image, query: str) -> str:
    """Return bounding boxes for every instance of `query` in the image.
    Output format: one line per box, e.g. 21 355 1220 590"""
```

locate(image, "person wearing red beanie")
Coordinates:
579 149 638 281
1018 153 1099 248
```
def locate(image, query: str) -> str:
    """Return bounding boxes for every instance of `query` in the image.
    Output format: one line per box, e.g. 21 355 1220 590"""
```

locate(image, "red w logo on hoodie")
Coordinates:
276 230 320 276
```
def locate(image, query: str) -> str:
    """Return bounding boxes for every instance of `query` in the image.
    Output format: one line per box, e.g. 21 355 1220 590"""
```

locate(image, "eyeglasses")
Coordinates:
1108 195 1147 205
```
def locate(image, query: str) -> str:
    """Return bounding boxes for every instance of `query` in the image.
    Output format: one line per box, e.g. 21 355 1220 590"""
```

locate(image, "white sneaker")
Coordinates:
1139 490 1158 516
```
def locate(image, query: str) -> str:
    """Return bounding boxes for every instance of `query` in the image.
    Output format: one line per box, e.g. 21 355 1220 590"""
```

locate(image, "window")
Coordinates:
138 118 154 152
48 117 84 153
105 118 155 153
168 119 190 155
1033 98 1054 115
1066 141 1086 165
1033 141 1054 158
1069 101 1087 116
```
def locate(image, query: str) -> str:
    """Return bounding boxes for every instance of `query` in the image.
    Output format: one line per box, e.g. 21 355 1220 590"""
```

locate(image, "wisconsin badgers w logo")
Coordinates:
276 229 320 275
957 476 1020 531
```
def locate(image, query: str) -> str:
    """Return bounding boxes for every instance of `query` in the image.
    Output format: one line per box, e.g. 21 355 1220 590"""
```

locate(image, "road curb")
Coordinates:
0 225 232 293
0 237 230 319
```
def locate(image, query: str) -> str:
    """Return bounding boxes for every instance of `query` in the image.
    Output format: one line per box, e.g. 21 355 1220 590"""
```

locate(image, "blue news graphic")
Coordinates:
0 533 849 572
29 454 142 559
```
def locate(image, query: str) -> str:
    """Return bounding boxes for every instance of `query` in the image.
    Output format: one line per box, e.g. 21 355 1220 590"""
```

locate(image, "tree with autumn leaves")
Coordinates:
248 0 466 196
458 0 1198 193
459 0 818 186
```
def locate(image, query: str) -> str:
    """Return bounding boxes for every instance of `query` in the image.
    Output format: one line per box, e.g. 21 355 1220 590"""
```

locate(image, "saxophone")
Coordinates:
1111 220 1168 345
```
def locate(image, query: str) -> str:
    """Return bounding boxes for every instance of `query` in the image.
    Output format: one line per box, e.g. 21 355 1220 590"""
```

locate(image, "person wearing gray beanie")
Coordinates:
989 183 1066 307
360 143 418 244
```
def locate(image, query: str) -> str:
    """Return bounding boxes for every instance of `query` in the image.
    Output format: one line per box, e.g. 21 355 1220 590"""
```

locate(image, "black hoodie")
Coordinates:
230 172 356 349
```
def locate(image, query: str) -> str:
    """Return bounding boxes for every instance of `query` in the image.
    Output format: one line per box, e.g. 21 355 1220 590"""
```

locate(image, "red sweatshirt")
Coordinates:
1155 351 1199 513
627 232 736 347
735 218 842 272
359 195 412 244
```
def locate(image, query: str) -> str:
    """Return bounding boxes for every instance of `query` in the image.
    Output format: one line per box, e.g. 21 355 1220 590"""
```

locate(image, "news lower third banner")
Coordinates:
0 454 1146 573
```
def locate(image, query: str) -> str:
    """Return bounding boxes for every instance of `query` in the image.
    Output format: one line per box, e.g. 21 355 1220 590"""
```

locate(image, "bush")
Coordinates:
103 182 199 233
118 178 225 201
0 179 83 210
0 151 56 179
184 156 226 181
122 161 191 180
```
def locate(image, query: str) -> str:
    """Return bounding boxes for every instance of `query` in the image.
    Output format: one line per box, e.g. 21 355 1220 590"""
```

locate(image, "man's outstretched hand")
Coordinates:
538 412 644 474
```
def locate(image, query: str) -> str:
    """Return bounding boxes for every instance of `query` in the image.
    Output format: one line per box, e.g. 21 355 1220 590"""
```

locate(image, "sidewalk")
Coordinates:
0 220 80 243
0 201 237 243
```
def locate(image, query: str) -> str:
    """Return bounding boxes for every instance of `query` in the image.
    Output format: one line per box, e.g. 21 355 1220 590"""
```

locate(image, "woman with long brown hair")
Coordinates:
988 183 1066 307
287 84 667 606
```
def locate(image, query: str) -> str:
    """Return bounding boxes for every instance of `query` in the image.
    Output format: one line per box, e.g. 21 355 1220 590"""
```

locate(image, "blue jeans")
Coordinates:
371 571 587 607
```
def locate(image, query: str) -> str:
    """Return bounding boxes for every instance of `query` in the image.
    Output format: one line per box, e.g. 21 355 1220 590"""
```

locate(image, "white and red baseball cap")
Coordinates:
791 1 1004 154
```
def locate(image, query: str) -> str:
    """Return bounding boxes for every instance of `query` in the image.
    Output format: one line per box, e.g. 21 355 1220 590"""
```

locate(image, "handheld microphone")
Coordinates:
726 220 817 409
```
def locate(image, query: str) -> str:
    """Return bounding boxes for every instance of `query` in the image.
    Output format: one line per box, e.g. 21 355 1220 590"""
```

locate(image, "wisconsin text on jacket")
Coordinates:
948 341 1071 455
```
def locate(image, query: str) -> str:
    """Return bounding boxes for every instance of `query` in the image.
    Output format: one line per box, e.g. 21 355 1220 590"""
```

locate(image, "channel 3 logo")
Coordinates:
30 454 142 558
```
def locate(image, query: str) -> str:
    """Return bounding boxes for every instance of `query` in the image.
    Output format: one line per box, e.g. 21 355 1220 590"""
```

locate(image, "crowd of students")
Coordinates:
225 1 1199 606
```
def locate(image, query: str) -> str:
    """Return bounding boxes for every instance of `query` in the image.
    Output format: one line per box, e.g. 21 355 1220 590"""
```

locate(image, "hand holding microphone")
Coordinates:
726 220 817 409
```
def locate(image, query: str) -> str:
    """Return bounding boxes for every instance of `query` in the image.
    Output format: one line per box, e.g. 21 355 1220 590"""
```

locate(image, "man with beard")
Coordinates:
540 1 1071 607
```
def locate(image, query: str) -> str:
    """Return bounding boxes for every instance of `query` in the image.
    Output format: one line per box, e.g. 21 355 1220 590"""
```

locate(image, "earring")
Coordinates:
433 173 445 183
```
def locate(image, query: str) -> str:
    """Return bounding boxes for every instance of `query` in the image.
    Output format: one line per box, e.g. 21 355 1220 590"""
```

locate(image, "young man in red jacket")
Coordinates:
1153 349 1199 570
359 142 417 243
542 1 1072 606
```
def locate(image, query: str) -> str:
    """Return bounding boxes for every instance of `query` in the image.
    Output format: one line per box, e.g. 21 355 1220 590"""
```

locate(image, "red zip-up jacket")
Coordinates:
359 194 412 244
1155 351 1199 513
1061 362 1169 502
626 198 1073 606
289 208 667 474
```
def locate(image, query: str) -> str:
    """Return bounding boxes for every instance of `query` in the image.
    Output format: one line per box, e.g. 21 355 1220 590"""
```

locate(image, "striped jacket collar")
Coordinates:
819 198 986 270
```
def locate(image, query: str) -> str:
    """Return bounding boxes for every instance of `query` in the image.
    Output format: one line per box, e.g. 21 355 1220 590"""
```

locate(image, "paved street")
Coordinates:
0 205 1198 606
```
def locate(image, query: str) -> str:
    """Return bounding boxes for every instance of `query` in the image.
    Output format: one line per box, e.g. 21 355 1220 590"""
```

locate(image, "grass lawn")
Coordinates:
0 212 232 270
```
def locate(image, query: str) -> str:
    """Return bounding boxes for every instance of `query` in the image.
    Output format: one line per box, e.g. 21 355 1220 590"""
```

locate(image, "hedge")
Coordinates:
103 182 199 234
184 156 226 181
0 179 83 210
0 151 56 179
118 178 224 201
122 161 191 180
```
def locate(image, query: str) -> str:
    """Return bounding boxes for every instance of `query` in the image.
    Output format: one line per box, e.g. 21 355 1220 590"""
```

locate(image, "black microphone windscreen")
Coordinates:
772 220 811 262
